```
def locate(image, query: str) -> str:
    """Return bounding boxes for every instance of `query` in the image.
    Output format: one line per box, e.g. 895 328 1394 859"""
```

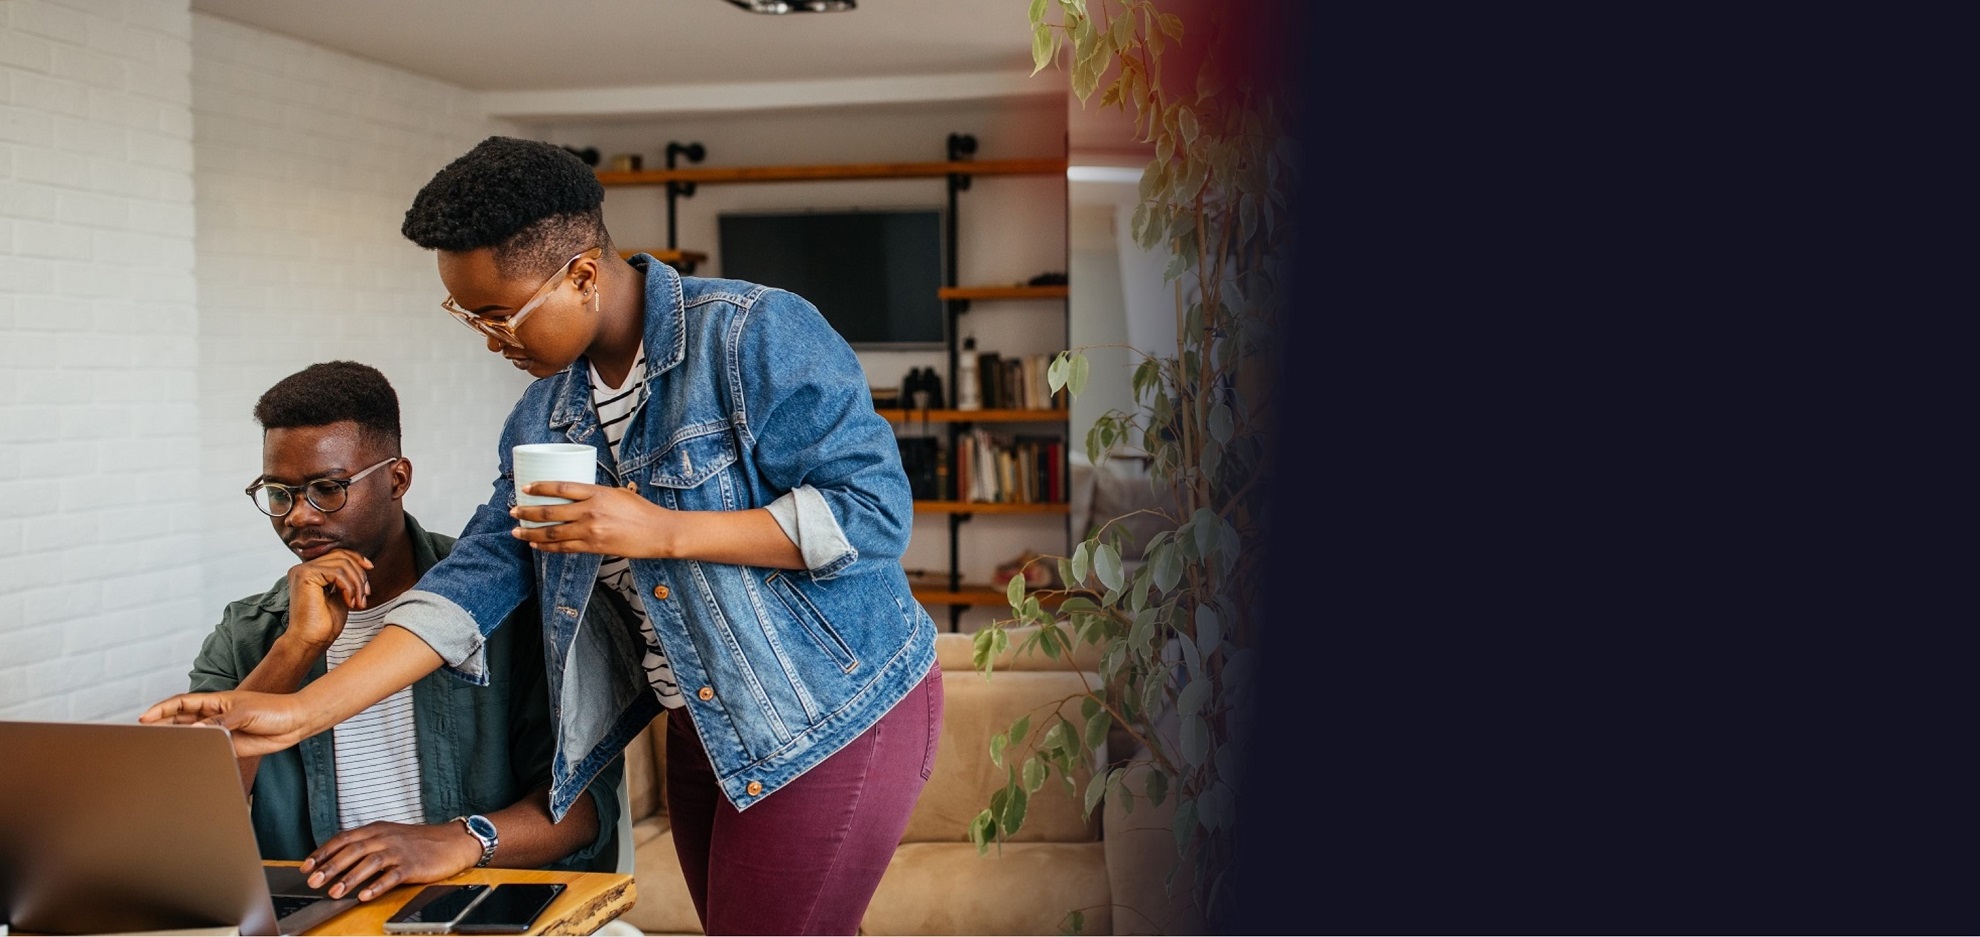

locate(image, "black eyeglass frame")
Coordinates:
245 457 402 518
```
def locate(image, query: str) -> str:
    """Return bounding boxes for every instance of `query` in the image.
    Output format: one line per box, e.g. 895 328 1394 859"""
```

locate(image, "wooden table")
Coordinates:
268 862 637 936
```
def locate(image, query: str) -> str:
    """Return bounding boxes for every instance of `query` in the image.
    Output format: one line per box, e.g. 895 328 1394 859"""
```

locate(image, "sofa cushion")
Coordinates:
862 841 1111 936
903 667 1101 844
933 626 1103 673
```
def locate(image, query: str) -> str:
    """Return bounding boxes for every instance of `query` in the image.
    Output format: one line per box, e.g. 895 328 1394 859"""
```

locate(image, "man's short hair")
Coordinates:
253 361 402 454
400 135 611 280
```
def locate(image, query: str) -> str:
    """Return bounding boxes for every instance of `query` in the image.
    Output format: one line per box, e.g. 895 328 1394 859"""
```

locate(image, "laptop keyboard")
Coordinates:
271 895 320 919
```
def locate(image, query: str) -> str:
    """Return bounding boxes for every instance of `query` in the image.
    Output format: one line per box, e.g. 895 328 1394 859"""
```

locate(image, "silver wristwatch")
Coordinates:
454 814 498 868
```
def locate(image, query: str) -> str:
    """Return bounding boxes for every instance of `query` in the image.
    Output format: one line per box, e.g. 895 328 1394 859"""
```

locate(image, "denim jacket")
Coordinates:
391 255 936 818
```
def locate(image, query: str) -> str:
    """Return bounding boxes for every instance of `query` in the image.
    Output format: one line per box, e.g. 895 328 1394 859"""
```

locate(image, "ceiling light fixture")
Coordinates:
723 0 855 13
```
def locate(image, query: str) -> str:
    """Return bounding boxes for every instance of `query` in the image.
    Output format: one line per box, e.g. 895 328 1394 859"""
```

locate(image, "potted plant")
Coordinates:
970 0 1297 932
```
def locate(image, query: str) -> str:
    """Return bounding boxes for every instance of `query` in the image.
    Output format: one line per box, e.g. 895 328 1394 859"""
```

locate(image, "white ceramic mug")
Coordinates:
512 443 597 528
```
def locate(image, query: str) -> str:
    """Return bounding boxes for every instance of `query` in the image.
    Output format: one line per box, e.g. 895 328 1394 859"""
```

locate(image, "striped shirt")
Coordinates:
591 352 686 710
327 602 425 828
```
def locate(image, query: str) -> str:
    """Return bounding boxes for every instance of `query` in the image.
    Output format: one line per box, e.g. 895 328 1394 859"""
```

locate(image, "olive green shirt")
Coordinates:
188 513 620 871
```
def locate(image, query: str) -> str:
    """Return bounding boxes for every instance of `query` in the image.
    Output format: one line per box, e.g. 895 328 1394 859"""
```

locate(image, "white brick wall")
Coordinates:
190 14 525 623
0 0 204 721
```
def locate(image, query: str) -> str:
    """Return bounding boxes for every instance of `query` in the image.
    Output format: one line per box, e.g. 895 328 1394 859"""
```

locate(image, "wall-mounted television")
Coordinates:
717 209 945 349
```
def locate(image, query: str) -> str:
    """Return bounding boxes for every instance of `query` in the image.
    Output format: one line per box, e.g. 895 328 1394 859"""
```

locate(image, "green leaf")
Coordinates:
1093 543 1123 591
1070 540 1091 586
1031 23 1054 75
1084 707 1111 752
1029 0 1047 25
1083 767 1109 819
1069 352 1090 398
1081 695 1101 721
973 627 995 671
1177 676 1211 716
1041 718 1068 755
1196 604 1223 656
970 807 994 853
1181 713 1209 767
1171 799 1197 854
1177 105 1199 144
1006 572 1026 608
1023 754 1048 793
1192 507 1219 558
1010 713 1032 748
1179 632 1203 681
1058 557 1078 590
990 731 1008 768
1002 783 1029 836
1141 675 1165 722
1108 3 1133 47
1158 11 1184 39
1209 403 1233 443
1063 909 1086 936
1047 353 1068 394
1146 767 1169 807
1152 540 1182 593
1200 437 1223 479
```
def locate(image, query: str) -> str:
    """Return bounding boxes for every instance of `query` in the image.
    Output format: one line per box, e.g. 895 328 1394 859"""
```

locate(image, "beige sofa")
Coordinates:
617 628 1195 935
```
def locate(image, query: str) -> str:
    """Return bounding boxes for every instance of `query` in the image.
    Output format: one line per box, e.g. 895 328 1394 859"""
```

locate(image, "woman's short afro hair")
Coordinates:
401 135 610 279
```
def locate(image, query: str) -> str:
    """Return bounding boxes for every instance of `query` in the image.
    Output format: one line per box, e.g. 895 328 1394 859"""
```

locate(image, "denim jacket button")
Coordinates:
745 781 763 797
653 584 670 600
697 686 714 701
625 481 639 493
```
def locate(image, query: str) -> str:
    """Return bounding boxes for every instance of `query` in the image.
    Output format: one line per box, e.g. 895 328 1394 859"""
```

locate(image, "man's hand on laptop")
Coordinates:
137 689 313 756
301 821 484 901
284 549 373 650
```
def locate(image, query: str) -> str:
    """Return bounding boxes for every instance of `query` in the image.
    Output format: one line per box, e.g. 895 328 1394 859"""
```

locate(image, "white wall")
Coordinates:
0 0 204 721
534 97 1068 629
191 14 527 619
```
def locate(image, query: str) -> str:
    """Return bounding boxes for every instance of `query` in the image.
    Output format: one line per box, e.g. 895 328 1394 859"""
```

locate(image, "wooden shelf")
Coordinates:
597 158 1066 187
909 582 1094 607
878 408 1066 424
914 500 1069 515
938 285 1069 301
621 248 707 268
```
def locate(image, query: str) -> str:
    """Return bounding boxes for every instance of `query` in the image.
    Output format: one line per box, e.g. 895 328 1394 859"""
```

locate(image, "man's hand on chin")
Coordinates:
283 549 373 651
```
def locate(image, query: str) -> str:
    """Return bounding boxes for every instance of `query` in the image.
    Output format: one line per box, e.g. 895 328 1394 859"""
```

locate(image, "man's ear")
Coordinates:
389 457 412 501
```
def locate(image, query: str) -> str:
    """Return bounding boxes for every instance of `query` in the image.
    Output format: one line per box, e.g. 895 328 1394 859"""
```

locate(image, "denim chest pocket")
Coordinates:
646 430 739 510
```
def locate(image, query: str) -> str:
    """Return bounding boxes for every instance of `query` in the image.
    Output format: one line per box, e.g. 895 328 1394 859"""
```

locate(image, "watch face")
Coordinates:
466 815 498 842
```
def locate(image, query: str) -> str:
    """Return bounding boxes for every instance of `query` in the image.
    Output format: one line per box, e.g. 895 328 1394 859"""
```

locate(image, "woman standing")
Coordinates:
144 137 941 935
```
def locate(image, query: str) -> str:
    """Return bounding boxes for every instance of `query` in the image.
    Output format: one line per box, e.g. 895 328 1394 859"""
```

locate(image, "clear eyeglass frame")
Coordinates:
440 247 603 348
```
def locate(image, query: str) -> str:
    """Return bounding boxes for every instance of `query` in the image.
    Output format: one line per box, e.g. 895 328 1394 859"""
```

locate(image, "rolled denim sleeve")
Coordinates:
389 403 542 685
734 288 913 579
763 485 857 576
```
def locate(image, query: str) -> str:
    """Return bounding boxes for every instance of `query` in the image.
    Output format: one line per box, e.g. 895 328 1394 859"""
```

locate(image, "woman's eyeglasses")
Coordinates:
441 247 603 348
245 457 401 518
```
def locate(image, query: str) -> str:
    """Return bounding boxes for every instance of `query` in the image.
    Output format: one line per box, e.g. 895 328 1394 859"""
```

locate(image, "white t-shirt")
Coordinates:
591 352 686 710
327 602 425 829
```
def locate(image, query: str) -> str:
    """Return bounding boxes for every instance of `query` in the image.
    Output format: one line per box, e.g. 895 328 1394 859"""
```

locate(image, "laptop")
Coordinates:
0 720 359 935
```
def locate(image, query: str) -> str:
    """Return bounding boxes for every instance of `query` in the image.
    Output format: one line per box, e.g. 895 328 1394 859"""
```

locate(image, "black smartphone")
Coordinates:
450 883 566 934
382 883 491 934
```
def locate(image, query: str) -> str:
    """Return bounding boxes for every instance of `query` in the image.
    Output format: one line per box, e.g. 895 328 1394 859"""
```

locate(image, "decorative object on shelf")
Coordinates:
608 153 643 172
869 385 901 409
561 145 600 167
955 338 982 411
994 549 1061 590
1027 271 1069 286
897 437 943 500
976 2 1296 934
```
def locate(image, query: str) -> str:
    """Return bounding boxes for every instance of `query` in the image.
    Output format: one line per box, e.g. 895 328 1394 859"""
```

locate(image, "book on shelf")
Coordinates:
951 428 1065 505
968 350 1068 411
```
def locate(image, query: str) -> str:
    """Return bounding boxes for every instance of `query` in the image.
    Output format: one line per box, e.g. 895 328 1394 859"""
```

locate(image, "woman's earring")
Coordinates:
592 288 600 313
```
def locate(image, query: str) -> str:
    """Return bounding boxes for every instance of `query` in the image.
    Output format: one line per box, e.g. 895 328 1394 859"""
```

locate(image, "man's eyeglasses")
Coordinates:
245 457 401 518
441 247 603 348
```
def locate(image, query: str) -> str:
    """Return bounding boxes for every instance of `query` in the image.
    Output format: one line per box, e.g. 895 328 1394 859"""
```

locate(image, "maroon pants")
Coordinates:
665 660 942 935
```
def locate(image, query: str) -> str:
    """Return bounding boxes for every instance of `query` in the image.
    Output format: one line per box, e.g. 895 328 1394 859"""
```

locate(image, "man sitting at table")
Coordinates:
189 360 620 901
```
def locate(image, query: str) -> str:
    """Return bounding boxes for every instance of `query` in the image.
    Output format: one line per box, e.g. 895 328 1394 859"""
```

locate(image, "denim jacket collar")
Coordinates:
548 254 687 432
